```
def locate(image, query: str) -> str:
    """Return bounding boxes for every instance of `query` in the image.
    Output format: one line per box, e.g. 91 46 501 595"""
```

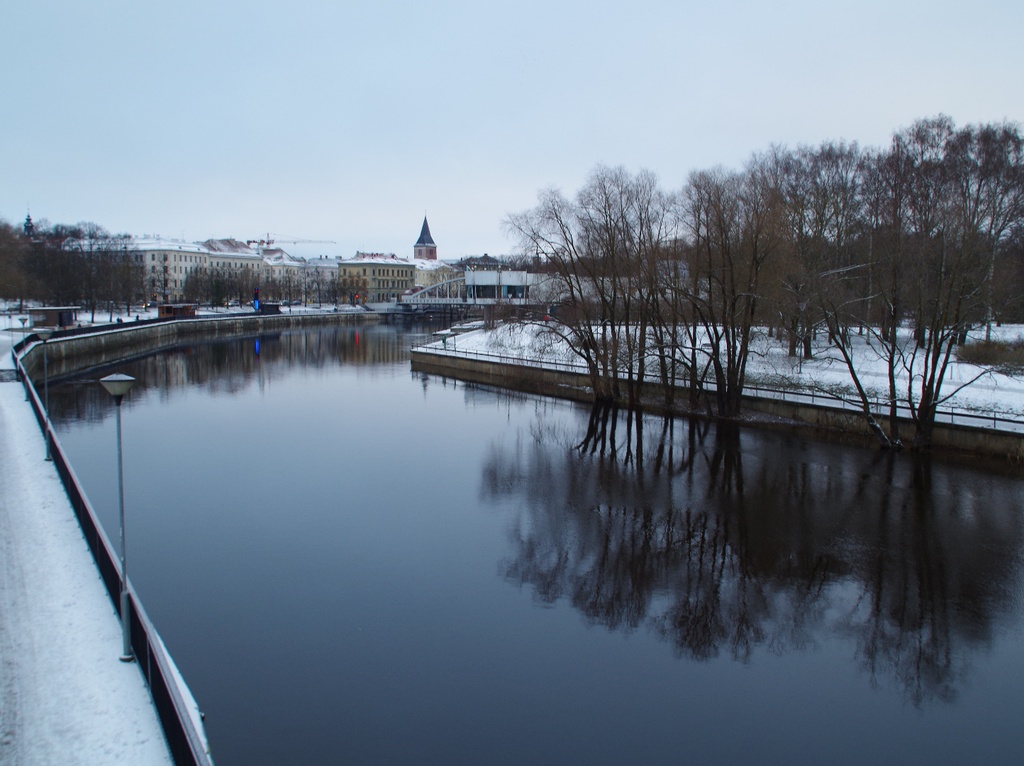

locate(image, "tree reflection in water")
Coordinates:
483 403 1023 705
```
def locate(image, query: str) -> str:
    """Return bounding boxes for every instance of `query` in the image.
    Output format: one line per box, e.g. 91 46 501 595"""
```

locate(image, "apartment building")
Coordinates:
133 237 212 302
339 253 416 304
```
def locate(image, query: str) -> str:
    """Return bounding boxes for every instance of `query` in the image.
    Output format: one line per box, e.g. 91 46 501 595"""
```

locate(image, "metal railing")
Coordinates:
411 339 1024 435
12 315 189 355
11 307 377 355
12 345 214 766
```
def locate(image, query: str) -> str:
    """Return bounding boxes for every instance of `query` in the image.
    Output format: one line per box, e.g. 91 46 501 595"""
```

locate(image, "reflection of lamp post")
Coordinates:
100 373 137 662
36 330 53 460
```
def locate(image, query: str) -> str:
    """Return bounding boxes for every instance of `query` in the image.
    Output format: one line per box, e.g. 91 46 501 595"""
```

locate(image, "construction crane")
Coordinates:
245 234 337 312
245 234 336 256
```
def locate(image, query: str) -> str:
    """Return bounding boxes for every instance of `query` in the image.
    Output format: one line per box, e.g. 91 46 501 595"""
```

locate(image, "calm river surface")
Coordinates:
49 322 1024 765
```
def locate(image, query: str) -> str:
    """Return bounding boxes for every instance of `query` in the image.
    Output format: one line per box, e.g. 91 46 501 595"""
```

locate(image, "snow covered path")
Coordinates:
1 331 171 765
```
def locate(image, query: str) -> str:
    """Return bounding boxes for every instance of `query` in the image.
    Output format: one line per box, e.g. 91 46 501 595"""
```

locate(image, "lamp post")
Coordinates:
100 373 137 662
20 319 29 401
36 329 53 460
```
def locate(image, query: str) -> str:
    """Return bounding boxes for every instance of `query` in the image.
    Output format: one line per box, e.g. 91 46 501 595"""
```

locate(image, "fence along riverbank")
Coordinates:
15 309 381 380
8 312 379 765
410 342 1024 463
11 346 214 765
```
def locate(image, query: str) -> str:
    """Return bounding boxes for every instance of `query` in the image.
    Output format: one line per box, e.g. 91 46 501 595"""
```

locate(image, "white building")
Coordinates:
132 237 212 302
131 237 319 303
464 268 550 304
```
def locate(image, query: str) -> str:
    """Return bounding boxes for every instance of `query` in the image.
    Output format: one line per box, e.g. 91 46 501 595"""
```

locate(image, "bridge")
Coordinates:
400 276 467 306
401 269 551 307
365 269 553 316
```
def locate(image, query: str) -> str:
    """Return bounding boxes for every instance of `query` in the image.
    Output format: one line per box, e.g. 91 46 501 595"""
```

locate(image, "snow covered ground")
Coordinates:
434 321 1024 420
0 329 172 764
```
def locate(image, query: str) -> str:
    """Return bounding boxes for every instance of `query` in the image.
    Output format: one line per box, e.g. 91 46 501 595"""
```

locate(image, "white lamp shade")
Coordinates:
100 374 136 398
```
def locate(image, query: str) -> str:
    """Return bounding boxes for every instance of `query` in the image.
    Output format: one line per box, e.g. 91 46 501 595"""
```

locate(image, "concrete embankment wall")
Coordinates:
20 312 380 380
411 348 595 402
411 348 1024 463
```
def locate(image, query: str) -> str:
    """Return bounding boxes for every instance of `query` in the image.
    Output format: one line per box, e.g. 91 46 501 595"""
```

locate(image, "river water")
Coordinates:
48 322 1024 765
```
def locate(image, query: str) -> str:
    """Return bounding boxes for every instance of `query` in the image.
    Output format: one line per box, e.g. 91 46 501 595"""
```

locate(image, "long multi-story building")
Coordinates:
131 217 444 305
133 237 310 303
339 253 416 304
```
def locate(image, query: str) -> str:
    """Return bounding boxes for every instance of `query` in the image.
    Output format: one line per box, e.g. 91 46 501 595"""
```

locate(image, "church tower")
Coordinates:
414 216 437 261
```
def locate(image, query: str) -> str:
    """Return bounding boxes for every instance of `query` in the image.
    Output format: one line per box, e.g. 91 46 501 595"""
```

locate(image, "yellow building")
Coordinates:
339 253 416 304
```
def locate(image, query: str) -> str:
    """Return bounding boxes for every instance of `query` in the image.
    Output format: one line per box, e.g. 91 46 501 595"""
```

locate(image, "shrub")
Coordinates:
957 338 1024 374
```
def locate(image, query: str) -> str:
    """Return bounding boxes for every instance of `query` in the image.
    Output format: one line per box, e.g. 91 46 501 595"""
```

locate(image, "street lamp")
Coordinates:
36 329 53 460
20 319 29 401
100 373 137 662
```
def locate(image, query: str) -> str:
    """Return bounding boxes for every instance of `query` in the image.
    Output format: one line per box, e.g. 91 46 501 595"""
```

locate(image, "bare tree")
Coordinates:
944 121 1024 340
0 220 30 309
505 167 648 404
823 118 997 447
106 235 143 316
679 155 784 417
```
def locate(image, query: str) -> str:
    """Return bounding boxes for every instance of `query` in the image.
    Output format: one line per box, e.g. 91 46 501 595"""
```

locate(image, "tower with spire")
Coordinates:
414 216 437 261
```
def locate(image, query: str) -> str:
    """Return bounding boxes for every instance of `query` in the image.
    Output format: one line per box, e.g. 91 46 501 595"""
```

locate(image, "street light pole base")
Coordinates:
119 654 135 663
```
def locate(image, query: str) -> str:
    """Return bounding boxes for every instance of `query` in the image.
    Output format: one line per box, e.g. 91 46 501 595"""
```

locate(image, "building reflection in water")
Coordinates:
482 403 1023 706
47 324 424 423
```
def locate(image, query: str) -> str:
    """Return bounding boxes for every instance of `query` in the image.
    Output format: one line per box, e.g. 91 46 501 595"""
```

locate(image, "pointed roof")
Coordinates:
415 216 435 247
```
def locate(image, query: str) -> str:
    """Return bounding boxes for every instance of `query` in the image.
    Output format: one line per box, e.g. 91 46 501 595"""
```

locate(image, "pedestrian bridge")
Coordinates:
400 270 551 307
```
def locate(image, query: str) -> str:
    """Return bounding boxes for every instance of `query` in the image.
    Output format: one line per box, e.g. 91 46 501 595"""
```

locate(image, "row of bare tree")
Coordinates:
506 116 1024 448
0 216 145 321
0 217 342 314
182 263 341 307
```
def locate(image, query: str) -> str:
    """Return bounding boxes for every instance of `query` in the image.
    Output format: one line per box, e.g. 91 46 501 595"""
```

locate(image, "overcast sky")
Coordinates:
3 0 1022 260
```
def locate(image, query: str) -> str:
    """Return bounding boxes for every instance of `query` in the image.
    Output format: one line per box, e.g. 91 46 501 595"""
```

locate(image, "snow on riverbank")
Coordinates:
442 321 1024 418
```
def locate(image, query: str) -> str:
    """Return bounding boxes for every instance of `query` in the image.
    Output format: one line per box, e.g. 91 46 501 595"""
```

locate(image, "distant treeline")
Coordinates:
0 218 144 322
0 218 340 315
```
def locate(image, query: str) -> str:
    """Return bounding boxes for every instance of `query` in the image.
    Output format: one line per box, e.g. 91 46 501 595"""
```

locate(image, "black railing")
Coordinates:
411 340 1024 435
12 346 214 766
12 315 185 356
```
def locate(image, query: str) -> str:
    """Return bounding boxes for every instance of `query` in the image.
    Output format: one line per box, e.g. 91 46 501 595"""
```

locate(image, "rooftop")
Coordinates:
415 217 435 247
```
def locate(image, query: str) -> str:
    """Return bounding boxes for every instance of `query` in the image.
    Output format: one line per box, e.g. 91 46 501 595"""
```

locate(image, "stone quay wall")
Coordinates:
18 312 380 380
411 347 1024 463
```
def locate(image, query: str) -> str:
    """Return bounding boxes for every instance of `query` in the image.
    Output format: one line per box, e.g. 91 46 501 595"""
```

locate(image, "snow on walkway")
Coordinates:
1 329 171 765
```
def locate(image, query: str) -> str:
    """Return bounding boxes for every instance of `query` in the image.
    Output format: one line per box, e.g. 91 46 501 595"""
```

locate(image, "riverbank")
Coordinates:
16 318 1024 764
0 330 173 765
15 307 382 380
2 310 387 762
411 329 1024 463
